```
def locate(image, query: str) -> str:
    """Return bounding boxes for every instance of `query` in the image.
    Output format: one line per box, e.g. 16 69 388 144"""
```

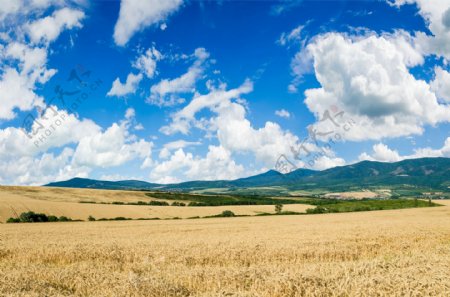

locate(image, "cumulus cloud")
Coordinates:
26 7 85 44
359 138 450 162
430 67 450 102
0 105 100 158
302 32 450 141
107 73 143 97
0 106 153 184
148 48 209 106
358 143 402 162
0 105 100 185
275 109 291 118
160 79 253 135
0 147 90 186
72 109 153 168
161 79 302 167
0 4 85 121
311 155 346 170
72 123 153 168
0 42 57 120
390 0 450 60
113 0 183 46
150 145 245 183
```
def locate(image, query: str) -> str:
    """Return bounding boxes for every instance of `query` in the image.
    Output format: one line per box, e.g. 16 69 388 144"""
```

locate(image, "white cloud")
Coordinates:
302 32 450 141
430 67 450 102
409 138 450 158
0 105 100 185
125 107 135 119
0 4 86 121
160 79 253 135
26 7 85 44
72 110 153 168
311 155 346 170
113 0 183 46
150 145 245 183
161 79 302 167
275 109 291 118
359 138 450 162
133 46 163 78
0 106 154 185
0 105 100 158
0 42 57 120
358 143 402 162
278 24 305 46
390 0 450 61
72 123 153 168
0 0 21 21
107 73 143 97
0 147 90 186
148 48 209 106
158 139 201 159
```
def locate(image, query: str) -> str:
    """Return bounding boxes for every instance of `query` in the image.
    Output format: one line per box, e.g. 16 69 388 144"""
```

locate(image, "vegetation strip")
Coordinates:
7 199 440 223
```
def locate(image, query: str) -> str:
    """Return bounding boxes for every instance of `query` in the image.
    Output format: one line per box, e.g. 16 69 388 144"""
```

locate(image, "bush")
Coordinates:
188 202 207 207
171 202 186 206
219 210 235 217
306 206 328 214
47 215 59 222
6 217 20 223
148 201 169 206
19 211 48 222
88 215 96 221
113 217 130 221
6 212 74 223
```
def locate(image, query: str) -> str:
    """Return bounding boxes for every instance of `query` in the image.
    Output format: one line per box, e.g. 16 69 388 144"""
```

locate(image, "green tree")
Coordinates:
275 204 283 214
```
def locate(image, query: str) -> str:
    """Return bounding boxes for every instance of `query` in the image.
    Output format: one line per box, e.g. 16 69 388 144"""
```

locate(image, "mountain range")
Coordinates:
45 157 450 194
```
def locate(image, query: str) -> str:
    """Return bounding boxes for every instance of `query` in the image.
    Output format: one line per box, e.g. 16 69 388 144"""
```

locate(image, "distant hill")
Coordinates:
45 157 450 193
45 178 160 190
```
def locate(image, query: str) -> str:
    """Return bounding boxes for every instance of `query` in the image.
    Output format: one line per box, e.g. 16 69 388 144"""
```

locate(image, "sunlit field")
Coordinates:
0 186 312 222
1 200 450 296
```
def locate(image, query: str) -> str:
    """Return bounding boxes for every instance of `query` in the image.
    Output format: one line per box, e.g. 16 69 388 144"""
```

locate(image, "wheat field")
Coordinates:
1 200 450 296
0 186 311 222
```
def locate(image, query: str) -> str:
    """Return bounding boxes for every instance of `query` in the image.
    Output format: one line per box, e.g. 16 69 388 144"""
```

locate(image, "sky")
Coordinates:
0 0 449 185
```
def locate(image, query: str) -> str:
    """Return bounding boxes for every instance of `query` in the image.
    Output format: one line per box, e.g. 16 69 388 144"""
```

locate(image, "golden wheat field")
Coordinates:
1 199 450 296
0 186 311 222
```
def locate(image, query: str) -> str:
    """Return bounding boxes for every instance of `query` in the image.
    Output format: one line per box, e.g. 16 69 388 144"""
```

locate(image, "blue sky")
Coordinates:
0 0 449 185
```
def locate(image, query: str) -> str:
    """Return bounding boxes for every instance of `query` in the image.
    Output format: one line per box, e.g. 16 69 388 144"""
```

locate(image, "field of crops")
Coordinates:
1 200 450 296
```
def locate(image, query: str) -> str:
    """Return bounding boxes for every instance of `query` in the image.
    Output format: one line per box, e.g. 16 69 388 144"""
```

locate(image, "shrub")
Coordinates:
171 202 186 207
47 215 59 222
219 210 235 217
6 218 20 223
188 202 207 207
88 215 96 221
148 201 169 206
19 211 48 223
306 206 328 214
7 212 74 223
113 217 130 221
275 204 283 214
